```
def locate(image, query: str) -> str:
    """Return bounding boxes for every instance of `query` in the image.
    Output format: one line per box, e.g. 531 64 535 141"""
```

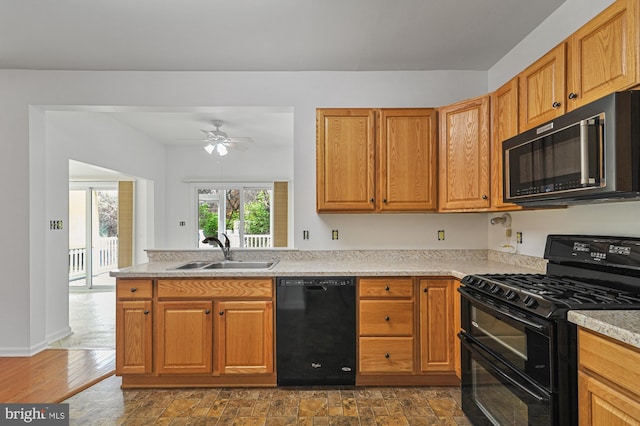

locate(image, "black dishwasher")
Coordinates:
276 277 356 386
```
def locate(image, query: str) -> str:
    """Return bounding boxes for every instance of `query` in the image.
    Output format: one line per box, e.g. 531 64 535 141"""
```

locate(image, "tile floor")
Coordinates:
65 375 471 425
56 289 472 425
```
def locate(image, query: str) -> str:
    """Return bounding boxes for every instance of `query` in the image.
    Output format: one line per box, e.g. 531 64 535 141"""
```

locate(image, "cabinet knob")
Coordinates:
130 287 137 293
219 311 225 316
205 309 211 315
482 194 488 200
143 310 150 315
552 101 561 109
568 92 578 100
385 316 390 321
423 288 428 293
385 286 390 291
383 198 387 203
385 353 390 359
370 198 375 203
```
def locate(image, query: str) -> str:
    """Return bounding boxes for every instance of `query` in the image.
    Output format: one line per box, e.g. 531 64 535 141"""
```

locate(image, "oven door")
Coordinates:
460 288 553 390
460 332 553 426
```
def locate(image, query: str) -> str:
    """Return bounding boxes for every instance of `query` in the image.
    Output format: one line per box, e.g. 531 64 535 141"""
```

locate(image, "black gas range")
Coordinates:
458 235 640 426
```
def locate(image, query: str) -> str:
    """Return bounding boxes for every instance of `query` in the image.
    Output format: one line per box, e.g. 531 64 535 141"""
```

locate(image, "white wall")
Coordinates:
485 0 640 257
44 112 165 346
0 69 487 354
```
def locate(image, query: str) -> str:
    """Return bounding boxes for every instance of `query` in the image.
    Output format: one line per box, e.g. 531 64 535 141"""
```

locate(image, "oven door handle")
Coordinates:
459 288 545 331
460 334 549 403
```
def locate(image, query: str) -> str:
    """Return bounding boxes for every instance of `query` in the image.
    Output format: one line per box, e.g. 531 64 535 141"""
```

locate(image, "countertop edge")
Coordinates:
568 310 640 351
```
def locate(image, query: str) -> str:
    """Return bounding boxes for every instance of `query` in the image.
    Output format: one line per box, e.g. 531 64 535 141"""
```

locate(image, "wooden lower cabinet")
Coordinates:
578 327 640 425
419 278 455 373
116 300 153 375
357 277 459 386
156 301 213 374
116 278 276 388
215 300 274 375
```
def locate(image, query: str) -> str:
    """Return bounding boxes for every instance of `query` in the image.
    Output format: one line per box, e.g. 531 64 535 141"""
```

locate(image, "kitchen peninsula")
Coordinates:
111 248 544 389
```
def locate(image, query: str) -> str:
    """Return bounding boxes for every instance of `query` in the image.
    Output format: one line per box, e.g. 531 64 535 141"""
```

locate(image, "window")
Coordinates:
196 184 273 248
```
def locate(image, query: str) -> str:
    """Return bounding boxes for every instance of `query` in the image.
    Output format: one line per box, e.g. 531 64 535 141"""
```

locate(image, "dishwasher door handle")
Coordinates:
305 285 328 291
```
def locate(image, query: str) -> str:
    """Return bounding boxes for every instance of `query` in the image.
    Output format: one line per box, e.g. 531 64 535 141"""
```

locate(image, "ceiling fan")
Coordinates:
187 120 253 156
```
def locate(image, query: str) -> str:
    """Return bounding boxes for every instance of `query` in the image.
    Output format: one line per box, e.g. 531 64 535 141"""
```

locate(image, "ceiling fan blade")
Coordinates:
227 137 254 143
225 141 249 151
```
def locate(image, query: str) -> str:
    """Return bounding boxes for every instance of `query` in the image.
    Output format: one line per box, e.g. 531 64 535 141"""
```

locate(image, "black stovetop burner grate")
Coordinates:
477 273 640 305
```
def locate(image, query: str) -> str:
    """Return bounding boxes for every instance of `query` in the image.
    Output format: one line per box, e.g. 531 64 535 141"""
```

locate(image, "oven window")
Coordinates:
472 359 529 425
467 302 551 388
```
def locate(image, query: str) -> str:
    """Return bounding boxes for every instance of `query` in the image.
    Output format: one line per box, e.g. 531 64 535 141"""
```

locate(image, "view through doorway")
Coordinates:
68 184 118 289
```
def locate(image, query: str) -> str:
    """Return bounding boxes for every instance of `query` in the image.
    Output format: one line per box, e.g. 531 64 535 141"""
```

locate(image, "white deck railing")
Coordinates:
69 237 118 279
243 234 272 248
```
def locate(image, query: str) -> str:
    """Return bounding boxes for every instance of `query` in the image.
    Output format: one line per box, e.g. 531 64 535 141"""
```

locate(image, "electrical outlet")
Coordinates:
438 230 445 241
303 230 309 240
332 229 339 240
516 232 523 244
49 220 63 230
179 221 186 227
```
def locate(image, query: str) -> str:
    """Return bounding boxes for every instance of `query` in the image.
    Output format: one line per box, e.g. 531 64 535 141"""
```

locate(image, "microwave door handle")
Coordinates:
580 119 590 185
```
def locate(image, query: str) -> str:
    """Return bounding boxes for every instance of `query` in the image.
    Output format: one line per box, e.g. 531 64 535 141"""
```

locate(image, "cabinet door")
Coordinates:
491 78 522 211
453 279 461 379
568 0 639 111
438 95 491 211
378 109 437 211
419 279 455 373
578 371 640 426
156 301 213 374
519 43 566 131
316 109 376 212
215 300 274 375
116 300 153 375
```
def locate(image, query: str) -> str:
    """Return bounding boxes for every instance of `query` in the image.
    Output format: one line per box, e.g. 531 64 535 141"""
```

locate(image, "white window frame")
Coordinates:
191 182 274 248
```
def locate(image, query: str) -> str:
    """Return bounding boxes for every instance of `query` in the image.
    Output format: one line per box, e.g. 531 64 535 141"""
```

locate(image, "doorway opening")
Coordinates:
68 183 118 289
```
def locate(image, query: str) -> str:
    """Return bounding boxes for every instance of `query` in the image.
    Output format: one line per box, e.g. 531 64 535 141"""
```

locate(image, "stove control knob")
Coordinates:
505 290 519 301
477 281 488 290
490 284 503 295
523 296 538 309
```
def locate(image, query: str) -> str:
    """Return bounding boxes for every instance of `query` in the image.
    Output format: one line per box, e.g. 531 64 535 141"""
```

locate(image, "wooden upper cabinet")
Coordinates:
490 78 522 211
316 109 376 212
519 43 566 131
438 95 491 211
378 109 437 212
317 108 437 213
567 0 640 111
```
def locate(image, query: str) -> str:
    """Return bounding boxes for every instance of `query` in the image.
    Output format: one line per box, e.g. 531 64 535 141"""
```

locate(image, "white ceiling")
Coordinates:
1 0 565 72
14 1 565 179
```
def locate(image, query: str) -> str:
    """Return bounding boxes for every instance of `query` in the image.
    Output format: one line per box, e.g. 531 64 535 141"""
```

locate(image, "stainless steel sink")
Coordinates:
172 260 277 270
203 260 277 269
173 261 216 270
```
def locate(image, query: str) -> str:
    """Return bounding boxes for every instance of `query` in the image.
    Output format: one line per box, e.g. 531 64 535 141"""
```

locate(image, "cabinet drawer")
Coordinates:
117 279 153 299
158 279 273 299
359 337 414 373
359 300 414 336
359 278 413 298
579 328 640 397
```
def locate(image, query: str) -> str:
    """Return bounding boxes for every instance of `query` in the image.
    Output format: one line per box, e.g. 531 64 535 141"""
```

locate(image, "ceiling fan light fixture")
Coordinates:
204 142 215 154
216 143 228 156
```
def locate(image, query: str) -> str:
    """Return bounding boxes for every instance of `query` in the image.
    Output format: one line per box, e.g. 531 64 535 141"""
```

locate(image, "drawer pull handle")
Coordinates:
385 353 390 359
384 316 390 321
568 92 578 100
130 288 137 293
143 310 150 315
385 286 390 291
552 101 561 109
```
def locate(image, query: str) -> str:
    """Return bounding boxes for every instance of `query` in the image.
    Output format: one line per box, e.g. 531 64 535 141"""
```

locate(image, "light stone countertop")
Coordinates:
110 257 542 280
568 310 640 351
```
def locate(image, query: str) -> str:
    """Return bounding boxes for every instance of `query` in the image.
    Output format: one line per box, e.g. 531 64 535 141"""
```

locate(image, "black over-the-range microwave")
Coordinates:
503 91 640 206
